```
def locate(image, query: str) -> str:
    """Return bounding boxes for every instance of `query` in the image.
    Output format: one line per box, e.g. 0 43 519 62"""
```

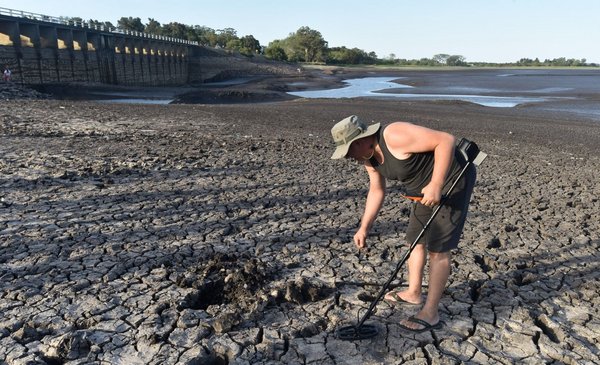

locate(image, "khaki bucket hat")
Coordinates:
331 115 380 159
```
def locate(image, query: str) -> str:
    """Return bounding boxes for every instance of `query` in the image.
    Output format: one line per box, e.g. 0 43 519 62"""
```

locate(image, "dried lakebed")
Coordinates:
1 98 599 364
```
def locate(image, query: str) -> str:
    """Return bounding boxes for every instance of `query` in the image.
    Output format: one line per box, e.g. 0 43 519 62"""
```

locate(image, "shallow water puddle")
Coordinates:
95 98 174 105
287 76 547 107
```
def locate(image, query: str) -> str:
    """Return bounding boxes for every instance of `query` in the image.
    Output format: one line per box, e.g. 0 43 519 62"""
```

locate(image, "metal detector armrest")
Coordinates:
457 138 487 166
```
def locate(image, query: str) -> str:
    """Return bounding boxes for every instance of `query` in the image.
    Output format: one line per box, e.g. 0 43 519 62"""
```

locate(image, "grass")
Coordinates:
300 63 600 72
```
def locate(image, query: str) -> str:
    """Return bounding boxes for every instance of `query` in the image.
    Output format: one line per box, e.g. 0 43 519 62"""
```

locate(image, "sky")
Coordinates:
2 0 599 63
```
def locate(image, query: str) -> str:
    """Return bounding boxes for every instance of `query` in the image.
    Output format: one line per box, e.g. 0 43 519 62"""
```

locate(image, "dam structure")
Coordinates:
0 7 200 86
1 7 288 87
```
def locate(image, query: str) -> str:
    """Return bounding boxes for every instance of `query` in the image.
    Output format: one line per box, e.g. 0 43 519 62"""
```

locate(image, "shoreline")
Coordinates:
12 66 598 127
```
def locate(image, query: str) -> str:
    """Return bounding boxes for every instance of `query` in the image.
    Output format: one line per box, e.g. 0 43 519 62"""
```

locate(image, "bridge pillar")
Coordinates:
56 27 75 82
17 22 42 84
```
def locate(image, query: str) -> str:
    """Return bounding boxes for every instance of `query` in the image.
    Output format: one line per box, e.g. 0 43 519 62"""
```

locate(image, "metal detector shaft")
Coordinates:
353 160 473 331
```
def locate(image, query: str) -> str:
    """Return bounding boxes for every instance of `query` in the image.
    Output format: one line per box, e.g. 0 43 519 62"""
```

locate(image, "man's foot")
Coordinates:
398 313 443 333
383 290 421 305
399 316 443 333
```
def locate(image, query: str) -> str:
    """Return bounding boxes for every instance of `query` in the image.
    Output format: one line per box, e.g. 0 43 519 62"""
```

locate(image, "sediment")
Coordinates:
1 83 599 364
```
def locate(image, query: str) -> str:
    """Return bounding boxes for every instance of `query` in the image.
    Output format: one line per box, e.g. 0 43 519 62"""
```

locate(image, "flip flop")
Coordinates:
398 316 444 333
384 291 420 306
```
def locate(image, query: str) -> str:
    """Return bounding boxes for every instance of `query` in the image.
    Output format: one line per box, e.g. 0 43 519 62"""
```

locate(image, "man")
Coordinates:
330 115 476 332
3 66 11 82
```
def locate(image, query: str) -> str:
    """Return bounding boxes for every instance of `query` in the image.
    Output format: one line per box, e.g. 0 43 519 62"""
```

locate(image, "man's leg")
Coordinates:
384 243 426 304
400 250 451 328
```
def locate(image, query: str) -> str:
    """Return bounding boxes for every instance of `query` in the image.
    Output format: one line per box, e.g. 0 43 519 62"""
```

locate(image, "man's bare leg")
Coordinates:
401 251 451 329
384 243 426 304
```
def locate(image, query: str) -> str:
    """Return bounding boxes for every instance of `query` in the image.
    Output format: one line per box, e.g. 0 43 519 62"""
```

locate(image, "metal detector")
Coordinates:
336 138 487 340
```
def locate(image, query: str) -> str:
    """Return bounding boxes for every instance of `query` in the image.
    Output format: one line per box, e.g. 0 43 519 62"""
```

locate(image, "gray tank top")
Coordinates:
369 127 464 195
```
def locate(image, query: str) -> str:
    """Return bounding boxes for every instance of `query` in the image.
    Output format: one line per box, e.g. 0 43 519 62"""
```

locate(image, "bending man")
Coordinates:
330 115 476 332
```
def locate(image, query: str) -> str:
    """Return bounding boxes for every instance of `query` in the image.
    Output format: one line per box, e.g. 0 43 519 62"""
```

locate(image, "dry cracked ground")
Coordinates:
1 98 599 364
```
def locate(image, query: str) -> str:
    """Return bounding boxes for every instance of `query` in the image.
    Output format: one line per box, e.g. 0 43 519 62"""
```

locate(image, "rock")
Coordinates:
40 331 91 361
210 334 242 362
177 346 214 365
212 309 240 334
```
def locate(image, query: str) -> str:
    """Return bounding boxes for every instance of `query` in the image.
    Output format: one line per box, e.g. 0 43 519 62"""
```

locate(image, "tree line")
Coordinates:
72 16 598 67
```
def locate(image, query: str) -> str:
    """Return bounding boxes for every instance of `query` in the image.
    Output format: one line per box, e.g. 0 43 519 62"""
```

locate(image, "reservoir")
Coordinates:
289 76 550 108
287 69 600 121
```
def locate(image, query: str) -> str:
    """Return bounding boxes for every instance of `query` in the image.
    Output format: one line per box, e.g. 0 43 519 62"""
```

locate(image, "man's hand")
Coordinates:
354 228 368 249
420 181 443 207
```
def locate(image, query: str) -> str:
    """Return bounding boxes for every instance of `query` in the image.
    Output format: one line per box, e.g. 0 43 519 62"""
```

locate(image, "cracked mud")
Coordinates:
1 93 599 364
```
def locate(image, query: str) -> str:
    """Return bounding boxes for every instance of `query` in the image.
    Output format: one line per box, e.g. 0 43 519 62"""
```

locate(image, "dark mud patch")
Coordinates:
175 252 333 309
357 292 377 302
176 253 272 310
172 71 344 104
281 277 335 304
172 88 297 104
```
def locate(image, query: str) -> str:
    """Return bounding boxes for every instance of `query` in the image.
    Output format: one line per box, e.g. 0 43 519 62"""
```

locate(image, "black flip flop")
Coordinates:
398 316 444 333
384 292 420 306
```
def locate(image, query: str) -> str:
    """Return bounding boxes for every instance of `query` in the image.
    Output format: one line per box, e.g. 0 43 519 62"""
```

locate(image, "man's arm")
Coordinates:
354 165 386 249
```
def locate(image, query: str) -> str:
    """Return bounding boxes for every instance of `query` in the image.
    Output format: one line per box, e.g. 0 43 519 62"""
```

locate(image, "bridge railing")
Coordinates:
0 6 199 46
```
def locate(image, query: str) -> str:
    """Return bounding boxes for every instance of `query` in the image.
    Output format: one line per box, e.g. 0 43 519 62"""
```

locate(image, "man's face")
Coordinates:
346 138 370 162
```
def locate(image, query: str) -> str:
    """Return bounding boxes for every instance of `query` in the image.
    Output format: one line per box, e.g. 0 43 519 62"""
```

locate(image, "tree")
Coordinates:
216 28 238 48
162 22 188 39
326 47 350 64
66 17 84 26
145 18 161 35
239 35 261 55
88 19 114 30
117 17 144 32
433 54 450 64
416 57 438 66
326 47 376 65
226 39 242 52
265 40 288 61
289 26 327 62
193 26 217 46
446 55 467 66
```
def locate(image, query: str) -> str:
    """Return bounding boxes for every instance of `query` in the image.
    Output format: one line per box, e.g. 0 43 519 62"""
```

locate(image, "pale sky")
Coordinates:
2 0 599 63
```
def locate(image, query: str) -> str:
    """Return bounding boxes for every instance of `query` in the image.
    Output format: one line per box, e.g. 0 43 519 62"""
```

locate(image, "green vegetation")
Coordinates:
515 57 590 67
71 16 599 67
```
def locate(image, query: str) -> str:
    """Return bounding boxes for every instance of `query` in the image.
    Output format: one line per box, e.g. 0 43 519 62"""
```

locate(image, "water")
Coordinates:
95 98 173 105
88 69 600 120
202 77 255 86
288 76 549 108
92 78 255 105
88 88 180 105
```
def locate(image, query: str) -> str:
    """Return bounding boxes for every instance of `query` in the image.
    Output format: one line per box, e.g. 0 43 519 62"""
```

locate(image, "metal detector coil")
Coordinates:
336 323 378 340
335 137 487 341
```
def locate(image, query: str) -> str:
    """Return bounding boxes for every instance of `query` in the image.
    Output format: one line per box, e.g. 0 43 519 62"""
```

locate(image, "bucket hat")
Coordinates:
331 115 380 159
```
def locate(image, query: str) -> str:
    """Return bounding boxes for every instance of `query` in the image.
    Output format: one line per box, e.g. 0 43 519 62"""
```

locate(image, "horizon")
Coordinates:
1 0 599 64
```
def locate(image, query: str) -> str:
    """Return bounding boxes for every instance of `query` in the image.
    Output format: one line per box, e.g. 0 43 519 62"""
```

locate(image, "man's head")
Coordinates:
330 115 380 159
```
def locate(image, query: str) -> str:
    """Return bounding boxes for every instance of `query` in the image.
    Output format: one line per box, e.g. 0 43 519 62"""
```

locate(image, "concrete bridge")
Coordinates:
0 7 199 86
0 7 299 88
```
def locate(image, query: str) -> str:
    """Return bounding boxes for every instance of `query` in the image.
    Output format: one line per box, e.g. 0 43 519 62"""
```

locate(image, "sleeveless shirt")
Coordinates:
369 127 464 195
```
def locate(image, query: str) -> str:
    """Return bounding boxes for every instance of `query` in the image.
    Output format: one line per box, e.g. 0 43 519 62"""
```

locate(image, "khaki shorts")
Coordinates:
405 164 476 253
